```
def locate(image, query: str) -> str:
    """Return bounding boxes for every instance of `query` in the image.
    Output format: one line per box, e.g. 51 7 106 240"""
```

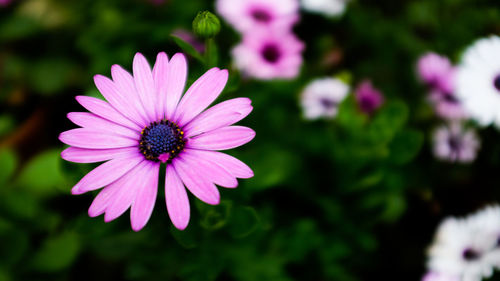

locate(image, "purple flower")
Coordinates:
428 90 466 120
216 0 299 33
354 79 384 114
417 52 455 94
432 122 480 164
0 0 11 6
232 27 304 80
60 52 255 231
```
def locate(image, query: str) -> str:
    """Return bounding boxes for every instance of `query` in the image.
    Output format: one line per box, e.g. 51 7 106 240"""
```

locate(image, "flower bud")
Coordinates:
192 11 221 39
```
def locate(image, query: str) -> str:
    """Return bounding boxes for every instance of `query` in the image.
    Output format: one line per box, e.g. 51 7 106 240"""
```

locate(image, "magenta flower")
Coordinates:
0 0 11 6
354 79 384 114
232 27 304 80
216 0 299 33
428 90 466 120
417 52 455 94
60 52 255 231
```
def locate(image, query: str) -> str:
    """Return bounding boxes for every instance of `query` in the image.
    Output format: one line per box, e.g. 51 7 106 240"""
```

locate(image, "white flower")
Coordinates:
300 0 348 17
456 36 500 128
300 78 349 120
432 122 480 164
426 205 500 281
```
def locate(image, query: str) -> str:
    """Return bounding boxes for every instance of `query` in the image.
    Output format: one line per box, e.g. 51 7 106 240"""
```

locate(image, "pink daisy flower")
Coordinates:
354 79 384 114
432 122 480 164
216 0 299 33
417 52 455 94
60 52 255 231
232 27 304 80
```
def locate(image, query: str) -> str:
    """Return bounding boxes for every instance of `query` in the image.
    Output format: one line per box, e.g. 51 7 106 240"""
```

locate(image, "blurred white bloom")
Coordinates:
300 78 349 120
432 123 479 164
300 0 348 17
427 205 500 281
456 36 500 128
422 271 459 281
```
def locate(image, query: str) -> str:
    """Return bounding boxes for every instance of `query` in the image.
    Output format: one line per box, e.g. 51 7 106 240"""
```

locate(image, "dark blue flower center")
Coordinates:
462 248 480 261
494 74 500 91
320 98 337 109
261 44 281 63
251 8 272 23
139 120 186 163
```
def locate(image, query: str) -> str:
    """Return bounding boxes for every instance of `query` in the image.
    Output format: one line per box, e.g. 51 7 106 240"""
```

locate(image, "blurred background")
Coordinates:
0 0 500 280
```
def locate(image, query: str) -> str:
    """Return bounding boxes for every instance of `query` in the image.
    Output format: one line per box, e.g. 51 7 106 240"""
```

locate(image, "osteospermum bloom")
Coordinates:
354 79 384 114
216 0 299 33
456 36 500 127
300 77 349 120
232 27 304 80
432 123 479 163
417 52 455 94
300 0 348 17
428 90 465 120
59 52 255 231
427 206 500 281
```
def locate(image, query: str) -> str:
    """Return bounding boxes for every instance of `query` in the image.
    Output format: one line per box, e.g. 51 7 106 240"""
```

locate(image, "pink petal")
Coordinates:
94 74 148 127
103 160 151 222
71 154 143 195
152 52 169 120
61 147 138 163
173 157 220 205
67 112 139 140
133 53 157 122
59 128 138 149
88 180 122 217
130 161 160 231
165 164 190 230
187 126 255 151
184 98 253 137
203 151 254 179
173 68 229 126
110 65 150 125
164 53 187 120
75 96 141 131
182 150 238 188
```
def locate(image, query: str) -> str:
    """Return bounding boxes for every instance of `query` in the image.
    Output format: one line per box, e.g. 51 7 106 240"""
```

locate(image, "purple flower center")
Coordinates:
139 119 186 163
494 74 500 91
250 8 272 23
320 98 337 109
462 248 480 261
261 44 281 63
448 136 461 152
443 93 459 104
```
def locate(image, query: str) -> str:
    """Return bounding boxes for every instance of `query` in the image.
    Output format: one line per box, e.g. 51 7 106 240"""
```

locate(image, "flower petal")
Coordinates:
203 151 254 179
133 53 157 122
130 161 160 231
61 147 138 163
88 180 122 217
165 164 190 230
67 112 139 140
75 96 141 131
173 157 220 205
152 52 169 120
59 128 138 149
184 98 253 137
71 154 143 195
103 160 150 222
111 65 151 125
173 68 229 126
187 126 255 151
182 150 238 188
94 74 147 127
165 53 188 120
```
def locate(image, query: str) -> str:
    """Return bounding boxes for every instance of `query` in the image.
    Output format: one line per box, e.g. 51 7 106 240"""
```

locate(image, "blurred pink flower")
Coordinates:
0 0 11 6
60 52 255 231
417 52 456 94
172 28 205 53
216 0 299 33
422 272 459 281
232 27 304 80
354 79 384 114
429 90 466 120
432 122 479 163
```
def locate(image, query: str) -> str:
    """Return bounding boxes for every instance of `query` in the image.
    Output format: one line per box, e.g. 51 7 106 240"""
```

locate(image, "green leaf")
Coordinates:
0 148 17 186
31 232 81 272
389 129 424 164
0 115 15 137
17 149 67 196
171 35 204 63
369 101 409 143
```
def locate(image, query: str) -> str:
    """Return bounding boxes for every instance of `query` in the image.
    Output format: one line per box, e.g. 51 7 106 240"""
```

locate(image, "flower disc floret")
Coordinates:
139 119 186 163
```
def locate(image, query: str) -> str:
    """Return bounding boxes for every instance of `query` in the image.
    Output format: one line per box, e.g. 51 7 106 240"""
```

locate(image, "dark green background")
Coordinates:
0 0 499 280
